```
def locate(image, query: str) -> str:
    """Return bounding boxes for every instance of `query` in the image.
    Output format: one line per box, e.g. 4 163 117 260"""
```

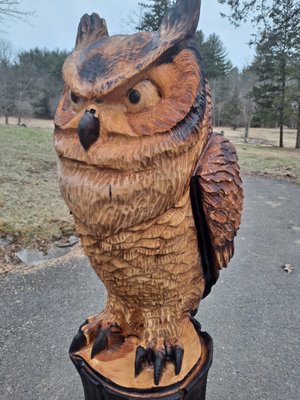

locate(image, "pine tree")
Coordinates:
195 31 234 126
222 88 242 129
251 0 300 147
136 0 174 31
196 31 232 80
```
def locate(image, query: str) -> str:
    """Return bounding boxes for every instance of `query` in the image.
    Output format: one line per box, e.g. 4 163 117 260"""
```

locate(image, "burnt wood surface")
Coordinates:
70 324 213 400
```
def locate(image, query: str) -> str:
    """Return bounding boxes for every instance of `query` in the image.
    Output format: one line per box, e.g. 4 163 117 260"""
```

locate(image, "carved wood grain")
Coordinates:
75 319 202 389
54 0 243 389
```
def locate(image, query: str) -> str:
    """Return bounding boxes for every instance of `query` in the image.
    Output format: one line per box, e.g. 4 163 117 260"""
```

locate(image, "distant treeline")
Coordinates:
0 0 299 149
0 28 299 148
0 44 68 124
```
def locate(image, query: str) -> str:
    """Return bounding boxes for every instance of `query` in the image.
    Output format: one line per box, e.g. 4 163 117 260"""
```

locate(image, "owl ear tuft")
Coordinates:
159 0 201 41
75 13 108 49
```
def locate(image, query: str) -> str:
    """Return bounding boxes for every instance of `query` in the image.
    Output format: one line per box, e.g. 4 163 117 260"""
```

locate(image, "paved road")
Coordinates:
1 176 300 400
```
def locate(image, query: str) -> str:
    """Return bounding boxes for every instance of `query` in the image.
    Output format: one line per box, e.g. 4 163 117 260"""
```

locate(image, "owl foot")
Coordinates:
69 319 89 353
69 312 124 356
135 341 184 386
91 324 123 358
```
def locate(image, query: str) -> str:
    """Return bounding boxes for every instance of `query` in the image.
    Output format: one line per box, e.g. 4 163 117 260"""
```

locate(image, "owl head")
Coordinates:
54 0 211 237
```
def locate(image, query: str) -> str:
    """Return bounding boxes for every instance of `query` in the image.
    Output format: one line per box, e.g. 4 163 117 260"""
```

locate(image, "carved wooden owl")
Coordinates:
54 0 243 387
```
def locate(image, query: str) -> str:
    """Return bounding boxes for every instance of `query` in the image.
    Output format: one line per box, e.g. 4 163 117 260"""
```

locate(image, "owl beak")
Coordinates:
77 110 100 151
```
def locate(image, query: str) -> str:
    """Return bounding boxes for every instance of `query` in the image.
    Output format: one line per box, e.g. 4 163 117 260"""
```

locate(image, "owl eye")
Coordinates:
124 80 161 113
70 91 81 104
128 89 141 104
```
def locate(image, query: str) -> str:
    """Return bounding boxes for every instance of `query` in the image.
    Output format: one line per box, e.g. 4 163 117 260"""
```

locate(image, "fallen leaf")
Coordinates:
281 264 294 274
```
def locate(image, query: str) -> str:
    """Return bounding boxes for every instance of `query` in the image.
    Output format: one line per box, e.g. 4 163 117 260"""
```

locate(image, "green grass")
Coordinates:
236 144 300 183
0 125 299 253
0 125 73 248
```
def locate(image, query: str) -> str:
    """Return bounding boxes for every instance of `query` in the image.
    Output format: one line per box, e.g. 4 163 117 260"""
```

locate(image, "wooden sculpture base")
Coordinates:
70 321 213 400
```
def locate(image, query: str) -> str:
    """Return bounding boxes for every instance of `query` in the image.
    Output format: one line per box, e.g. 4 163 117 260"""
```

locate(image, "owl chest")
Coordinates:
82 195 202 299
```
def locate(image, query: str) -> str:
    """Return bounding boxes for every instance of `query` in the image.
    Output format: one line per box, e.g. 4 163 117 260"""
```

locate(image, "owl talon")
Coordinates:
91 328 109 358
69 328 87 353
173 346 184 375
91 325 123 358
135 346 147 376
154 350 166 386
69 320 90 353
135 342 183 385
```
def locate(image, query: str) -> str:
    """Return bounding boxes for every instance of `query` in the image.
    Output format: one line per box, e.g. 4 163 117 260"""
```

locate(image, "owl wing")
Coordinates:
190 133 243 298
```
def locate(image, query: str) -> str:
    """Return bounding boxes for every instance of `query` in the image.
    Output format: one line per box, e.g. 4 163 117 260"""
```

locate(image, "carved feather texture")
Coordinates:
75 13 108 49
127 50 201 135
62 0 201 99
159 0 201 44
195 134 243 270
53 0 244 388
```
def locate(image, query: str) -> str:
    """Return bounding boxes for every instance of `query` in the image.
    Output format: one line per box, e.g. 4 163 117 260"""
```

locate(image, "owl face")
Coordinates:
54 0 209 237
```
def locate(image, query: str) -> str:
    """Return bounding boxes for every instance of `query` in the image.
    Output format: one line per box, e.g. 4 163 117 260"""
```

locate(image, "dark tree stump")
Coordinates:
70 328 213 400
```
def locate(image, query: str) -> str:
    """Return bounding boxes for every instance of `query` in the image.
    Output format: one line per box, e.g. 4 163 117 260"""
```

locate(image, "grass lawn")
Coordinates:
0 125 73 263
0 124 299 265
236 144 300 183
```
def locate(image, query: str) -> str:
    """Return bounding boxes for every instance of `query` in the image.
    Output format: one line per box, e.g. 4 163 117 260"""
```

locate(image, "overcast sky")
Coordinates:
1 0 255 68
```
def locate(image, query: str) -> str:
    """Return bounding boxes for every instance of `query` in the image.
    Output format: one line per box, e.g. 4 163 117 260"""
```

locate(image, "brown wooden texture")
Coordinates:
194 136 243 272
54 0 243 389
70 329 213 400
62 0 201 98
74 319 202 389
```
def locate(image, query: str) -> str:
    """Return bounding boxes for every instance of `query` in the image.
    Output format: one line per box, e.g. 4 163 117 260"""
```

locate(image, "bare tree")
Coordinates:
0 39 15 124
13 60 35 124
0 37 14 62
239 68 257 141
210 78 227 127
0 1 34 25
0 39 34 124
0 66 15 124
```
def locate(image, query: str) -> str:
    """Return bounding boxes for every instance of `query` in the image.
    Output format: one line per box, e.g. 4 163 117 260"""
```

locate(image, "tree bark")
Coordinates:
279 54 286 148
244 122 250 142
296 103 300 149
279 123 284 148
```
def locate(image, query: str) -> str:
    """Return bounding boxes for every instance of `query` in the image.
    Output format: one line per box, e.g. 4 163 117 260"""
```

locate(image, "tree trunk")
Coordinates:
244 122 250 142
5 114 9 125
18 115 21 125
296 104 300 149
279 106 284 148
279 123 284 148
278 55 286 149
